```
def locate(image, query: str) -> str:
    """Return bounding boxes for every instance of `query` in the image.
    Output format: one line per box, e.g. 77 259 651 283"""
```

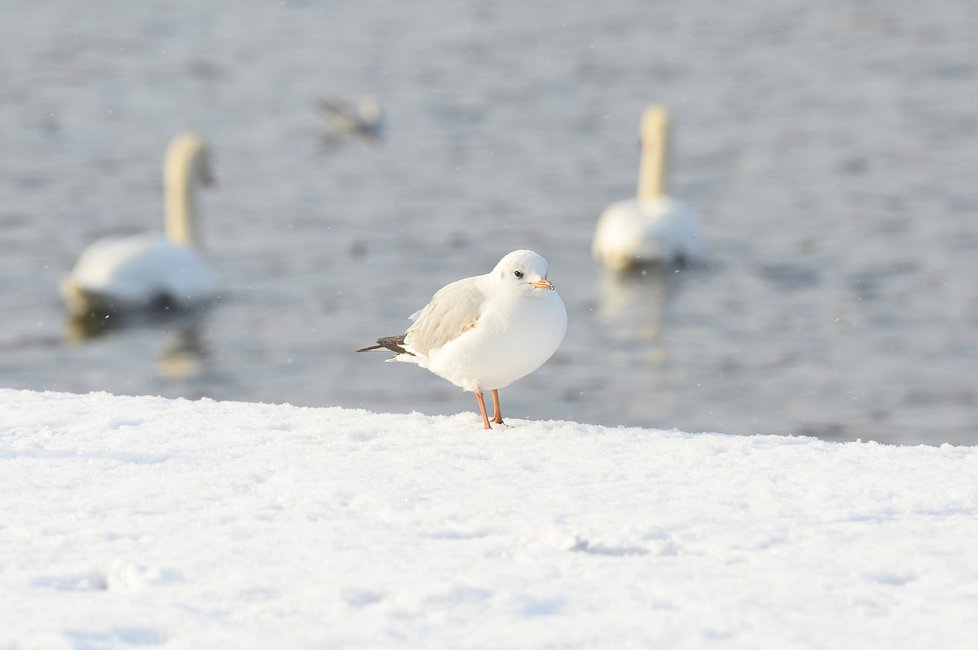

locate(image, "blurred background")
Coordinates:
1 0 976 445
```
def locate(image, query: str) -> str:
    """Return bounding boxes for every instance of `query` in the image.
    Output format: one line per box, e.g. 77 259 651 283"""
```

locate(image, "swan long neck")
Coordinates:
164 141 203 247
637 106 669 201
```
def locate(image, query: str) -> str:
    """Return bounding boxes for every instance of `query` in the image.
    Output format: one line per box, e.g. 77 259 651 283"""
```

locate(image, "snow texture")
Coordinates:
2 388 977 649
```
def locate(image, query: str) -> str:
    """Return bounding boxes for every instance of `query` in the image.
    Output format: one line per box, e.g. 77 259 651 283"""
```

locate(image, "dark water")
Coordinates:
2 0 977 444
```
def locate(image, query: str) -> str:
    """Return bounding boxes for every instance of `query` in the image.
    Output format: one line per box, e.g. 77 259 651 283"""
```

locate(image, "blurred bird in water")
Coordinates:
60 133 219 318
318 95 384 138
592 106 705 270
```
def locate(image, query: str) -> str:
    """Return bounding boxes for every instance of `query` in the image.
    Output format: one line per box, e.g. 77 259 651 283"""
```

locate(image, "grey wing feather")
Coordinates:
405 276 485 356
319 97 354 116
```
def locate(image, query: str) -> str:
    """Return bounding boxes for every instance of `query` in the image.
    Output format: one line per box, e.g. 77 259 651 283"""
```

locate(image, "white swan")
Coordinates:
592 106 705 270
60 133 218 315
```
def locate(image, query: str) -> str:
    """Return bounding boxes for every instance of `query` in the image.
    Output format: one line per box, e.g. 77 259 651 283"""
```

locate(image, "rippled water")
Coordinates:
2 0 977 444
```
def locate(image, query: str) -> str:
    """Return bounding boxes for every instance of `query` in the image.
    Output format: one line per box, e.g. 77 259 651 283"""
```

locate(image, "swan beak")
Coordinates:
531 278 555 290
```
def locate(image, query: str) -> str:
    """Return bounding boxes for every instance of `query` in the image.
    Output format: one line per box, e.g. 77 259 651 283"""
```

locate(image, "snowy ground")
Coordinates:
2 389 977 649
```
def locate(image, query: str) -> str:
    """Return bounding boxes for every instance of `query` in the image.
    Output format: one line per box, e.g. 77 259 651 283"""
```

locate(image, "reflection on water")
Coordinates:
599 269 667 339
64 312 125 343
597 267 685 365
589 266 700 425
65 308 210 381
158 326 208 380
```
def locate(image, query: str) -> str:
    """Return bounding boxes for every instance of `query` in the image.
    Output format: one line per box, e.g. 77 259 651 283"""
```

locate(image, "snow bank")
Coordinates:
2 389 977 649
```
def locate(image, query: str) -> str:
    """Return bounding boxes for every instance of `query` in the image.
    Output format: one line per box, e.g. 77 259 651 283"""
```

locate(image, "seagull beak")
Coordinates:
531 278 555 290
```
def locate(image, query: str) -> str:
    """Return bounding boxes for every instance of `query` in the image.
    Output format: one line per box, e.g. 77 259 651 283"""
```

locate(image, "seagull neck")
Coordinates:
637 108 669 202
165 156 200 247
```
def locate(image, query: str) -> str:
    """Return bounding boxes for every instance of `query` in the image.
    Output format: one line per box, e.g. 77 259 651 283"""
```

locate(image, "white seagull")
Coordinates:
358 250 568 429
60 133 219 316
592 106 705 270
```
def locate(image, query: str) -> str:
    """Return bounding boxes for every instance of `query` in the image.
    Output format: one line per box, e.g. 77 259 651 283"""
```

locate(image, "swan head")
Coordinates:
166 133 215 188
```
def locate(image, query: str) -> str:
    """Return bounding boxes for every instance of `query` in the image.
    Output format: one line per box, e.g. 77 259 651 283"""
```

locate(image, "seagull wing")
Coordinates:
318 97 355 116
405 275 486 357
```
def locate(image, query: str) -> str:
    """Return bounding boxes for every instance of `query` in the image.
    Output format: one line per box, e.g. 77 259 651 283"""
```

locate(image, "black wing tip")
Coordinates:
356 334 413 356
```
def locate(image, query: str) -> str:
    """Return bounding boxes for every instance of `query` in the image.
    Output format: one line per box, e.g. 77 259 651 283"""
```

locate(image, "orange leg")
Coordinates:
474 391 491 430
491 389 504 425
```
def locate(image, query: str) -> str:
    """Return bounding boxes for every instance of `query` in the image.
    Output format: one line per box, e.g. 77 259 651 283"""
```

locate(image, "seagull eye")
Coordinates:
513 270 524 279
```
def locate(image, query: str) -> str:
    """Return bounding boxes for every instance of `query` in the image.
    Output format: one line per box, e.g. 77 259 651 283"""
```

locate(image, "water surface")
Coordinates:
2 1 977 444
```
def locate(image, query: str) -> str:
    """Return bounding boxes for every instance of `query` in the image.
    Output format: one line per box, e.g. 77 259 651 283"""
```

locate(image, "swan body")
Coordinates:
593 197 704 271
61 235 218 312
593 106 705 270
61 134 217 315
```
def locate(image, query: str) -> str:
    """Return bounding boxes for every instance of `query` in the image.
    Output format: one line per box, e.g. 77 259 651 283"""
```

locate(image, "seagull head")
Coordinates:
491 250 556 296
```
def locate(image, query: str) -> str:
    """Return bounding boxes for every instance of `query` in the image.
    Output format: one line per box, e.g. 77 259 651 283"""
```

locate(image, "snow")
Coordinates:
2 388 977 649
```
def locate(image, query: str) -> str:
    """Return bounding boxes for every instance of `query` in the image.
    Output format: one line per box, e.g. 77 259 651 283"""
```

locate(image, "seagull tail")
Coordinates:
356 334 413 356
